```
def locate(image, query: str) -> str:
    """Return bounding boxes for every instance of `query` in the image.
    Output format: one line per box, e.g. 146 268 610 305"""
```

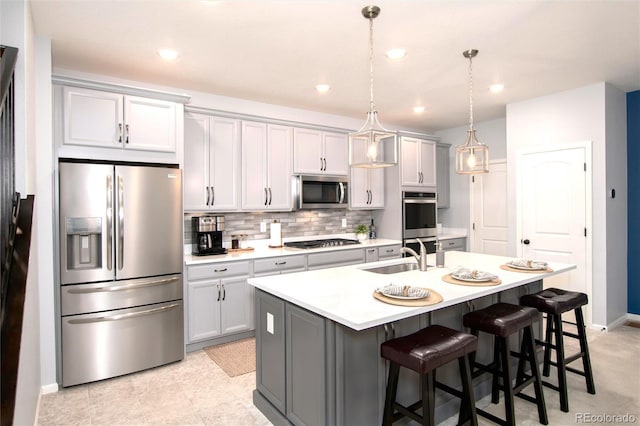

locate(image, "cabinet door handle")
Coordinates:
275 261 287 265
323 158 327 171
264 188 268 206
320 157 323 171
205 186 210 205
222 284 226 301
368 190 372 204
268 187 272 205
217 284 220 302
367 248 375 253
118 123 123 143
211 187 215 205
125 124 129 144
214 268 227 273
385 249 394 253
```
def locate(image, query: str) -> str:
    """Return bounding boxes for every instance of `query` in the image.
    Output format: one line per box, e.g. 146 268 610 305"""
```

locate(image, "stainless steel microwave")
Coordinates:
293 175 349 209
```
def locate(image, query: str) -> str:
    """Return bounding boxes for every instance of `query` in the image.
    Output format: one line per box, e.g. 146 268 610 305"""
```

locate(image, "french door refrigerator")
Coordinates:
59 160 184 387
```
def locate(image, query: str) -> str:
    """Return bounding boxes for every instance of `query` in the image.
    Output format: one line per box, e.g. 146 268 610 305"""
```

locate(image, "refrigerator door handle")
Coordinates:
117 175 124 270
106 174 113 271
67 303 181 324
66 276 180 293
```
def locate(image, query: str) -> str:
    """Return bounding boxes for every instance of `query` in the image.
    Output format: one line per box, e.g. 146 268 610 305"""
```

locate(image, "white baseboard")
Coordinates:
626 312 640 323
591 313 638 332
41 382 59 394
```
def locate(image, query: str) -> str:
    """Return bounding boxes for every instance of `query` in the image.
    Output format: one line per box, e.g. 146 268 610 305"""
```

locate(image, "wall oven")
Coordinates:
402 191 438 255
293 175 348 209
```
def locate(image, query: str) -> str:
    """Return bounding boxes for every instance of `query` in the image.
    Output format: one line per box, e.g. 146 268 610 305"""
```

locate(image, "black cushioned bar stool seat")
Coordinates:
381 325 478 426
463 303 547 426
520 288 595 412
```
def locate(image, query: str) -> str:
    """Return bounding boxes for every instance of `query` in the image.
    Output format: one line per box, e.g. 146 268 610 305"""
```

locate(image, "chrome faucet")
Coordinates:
399 240 428 271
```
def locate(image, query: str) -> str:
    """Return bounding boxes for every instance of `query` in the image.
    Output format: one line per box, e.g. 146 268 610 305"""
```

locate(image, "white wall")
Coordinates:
1 0 43 424
434 118 507 231
506 82 627 328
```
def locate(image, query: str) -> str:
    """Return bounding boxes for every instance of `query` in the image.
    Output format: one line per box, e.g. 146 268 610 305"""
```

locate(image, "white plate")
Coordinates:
451 273 496 283
507 262 547 271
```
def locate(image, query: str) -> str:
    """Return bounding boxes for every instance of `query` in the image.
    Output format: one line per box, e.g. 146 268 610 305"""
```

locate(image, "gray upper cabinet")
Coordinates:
436 143 451 208
184 113 240 211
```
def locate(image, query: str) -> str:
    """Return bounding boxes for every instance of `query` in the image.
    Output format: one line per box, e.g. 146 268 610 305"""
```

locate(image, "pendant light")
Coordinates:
349 5 398 169
455 49 489 174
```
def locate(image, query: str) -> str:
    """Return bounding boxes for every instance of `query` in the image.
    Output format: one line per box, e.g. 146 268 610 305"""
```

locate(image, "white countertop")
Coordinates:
248 251 575 331
184 238 402 265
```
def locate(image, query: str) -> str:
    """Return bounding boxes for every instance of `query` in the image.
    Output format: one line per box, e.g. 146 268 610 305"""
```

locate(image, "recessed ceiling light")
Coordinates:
413 106 425 113
489 83 504 93
157 49 179 60
386 48 407 60
315 84 331 93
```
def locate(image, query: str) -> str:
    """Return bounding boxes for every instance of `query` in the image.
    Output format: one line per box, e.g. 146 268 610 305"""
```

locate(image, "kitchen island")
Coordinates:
248 251 575 426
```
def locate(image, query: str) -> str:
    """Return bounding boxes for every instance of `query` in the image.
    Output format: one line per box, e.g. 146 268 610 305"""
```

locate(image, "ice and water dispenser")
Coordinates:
65 217 102 270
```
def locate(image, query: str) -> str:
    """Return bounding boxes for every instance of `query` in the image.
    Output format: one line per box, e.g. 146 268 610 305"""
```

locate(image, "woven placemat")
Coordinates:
441 274 501 287
373 288 443 307
500 264 553 273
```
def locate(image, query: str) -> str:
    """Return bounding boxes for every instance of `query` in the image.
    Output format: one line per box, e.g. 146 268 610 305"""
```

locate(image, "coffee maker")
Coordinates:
192 216 227 256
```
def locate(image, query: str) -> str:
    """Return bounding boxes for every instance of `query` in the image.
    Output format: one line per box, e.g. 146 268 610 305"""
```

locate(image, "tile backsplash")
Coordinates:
184 210 373 247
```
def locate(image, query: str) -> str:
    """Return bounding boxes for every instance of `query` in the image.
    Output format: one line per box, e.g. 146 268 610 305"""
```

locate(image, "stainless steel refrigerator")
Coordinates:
59 160 184 387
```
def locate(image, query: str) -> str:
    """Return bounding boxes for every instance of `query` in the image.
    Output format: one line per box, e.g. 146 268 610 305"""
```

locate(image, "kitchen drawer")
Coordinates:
254 255 306 274
187 261 250 281
307 248 364 269
378 244 402 259
440 237 466 252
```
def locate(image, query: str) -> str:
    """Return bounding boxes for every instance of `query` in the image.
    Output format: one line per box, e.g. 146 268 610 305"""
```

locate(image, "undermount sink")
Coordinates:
361 263 421 274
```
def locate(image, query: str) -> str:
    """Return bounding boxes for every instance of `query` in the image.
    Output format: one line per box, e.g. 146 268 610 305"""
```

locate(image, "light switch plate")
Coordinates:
260 221 267 232
342 218 347 228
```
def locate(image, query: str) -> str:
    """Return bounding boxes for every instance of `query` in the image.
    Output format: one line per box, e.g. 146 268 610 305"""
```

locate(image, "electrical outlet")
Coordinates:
342 218 347 228
260 221 267 232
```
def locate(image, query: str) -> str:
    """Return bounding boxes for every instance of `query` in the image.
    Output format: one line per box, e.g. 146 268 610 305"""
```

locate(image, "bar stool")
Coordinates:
380 324 478 426
463 303 547 426
520 288 596 412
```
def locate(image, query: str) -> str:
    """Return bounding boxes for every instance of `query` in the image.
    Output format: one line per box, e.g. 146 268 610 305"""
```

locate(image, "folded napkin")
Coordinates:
509 259 548 269
450 266 498 281
377 284 429 298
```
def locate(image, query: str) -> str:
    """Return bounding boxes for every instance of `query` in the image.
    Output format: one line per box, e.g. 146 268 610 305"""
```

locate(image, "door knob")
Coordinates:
521 239 530 245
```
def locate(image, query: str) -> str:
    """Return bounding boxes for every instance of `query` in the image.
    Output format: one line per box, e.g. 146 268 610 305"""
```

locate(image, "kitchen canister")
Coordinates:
269 220 282 247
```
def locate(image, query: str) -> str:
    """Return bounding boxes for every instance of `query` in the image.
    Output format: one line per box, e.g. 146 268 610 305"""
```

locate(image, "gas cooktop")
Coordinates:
284 238 361 249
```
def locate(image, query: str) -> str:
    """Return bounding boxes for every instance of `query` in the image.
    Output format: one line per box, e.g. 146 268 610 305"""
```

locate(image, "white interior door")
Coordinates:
519 146 590 323
470 160 508 255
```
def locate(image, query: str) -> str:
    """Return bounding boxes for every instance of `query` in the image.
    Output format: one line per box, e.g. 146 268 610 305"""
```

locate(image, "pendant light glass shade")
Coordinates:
455 49 489 174
349 5 398 168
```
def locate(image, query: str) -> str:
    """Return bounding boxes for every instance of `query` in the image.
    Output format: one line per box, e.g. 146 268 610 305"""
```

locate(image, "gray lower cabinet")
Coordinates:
256 290 287 413
255 290 330 426
378 244 402 260
186 261 253 343
307 248 365 270
286 303 329 426
440 237 467 252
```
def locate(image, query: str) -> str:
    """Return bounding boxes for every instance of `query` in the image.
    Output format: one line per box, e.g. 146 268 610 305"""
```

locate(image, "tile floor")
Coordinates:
38 324 640 425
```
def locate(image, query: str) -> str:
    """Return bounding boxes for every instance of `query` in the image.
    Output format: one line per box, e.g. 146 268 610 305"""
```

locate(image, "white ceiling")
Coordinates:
30 0 640 132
